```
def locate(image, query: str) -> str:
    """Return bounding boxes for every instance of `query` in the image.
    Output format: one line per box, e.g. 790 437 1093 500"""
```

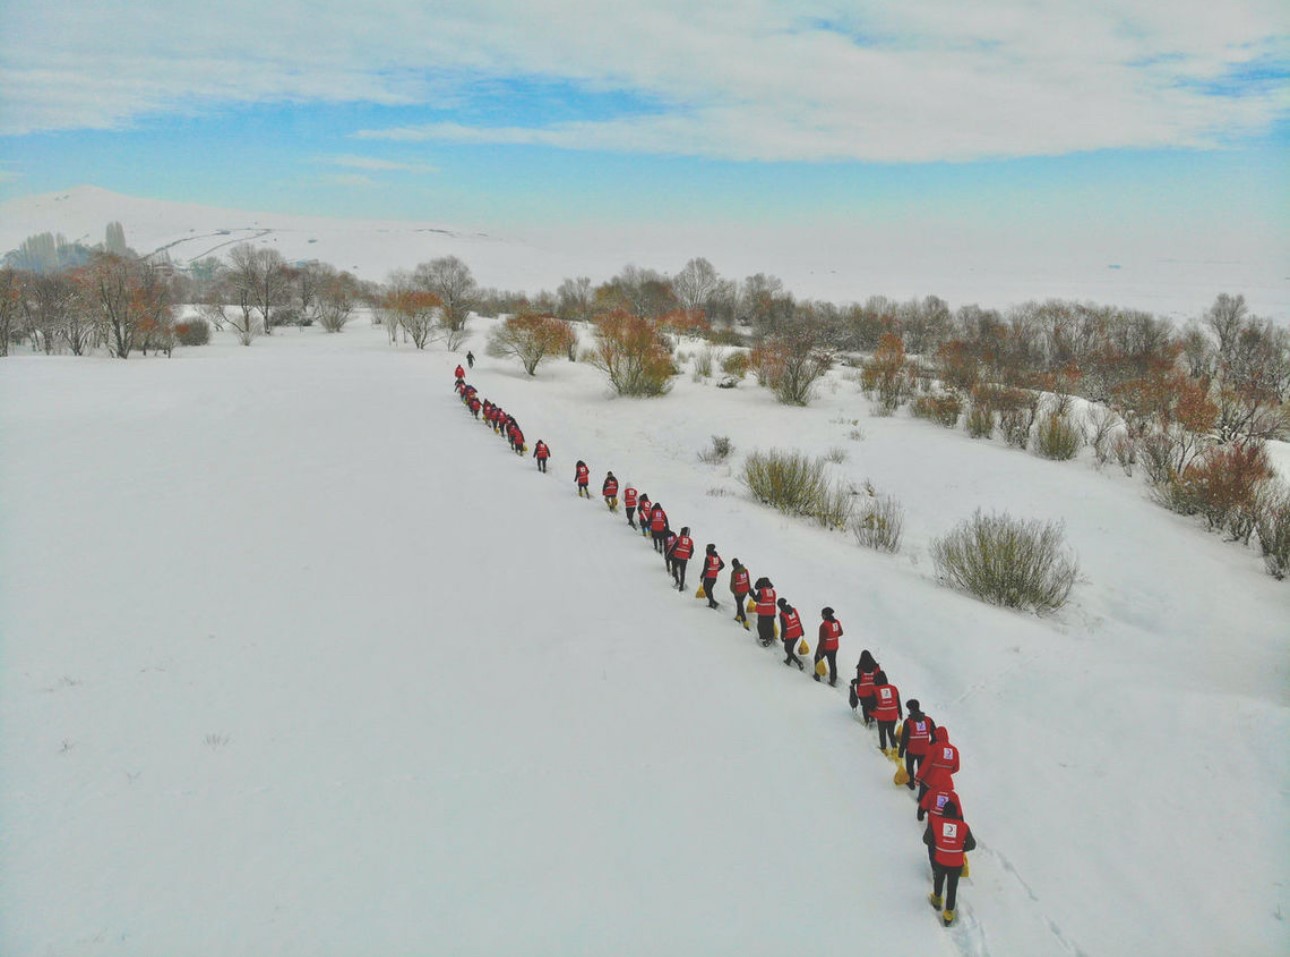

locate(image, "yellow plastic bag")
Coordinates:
695 585 706 598
797 639 809 655
893 764 909 786
961 855 970 878
747 598 757 613
815 659 828 676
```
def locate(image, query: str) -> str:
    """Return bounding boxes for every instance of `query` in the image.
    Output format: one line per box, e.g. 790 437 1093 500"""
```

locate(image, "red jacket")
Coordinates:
623 487 638 508
755 586 777 617
603 477 619 497
512 429 525 446
902 716 935 756
575 464 589 485
534 442 549 459
919 786 962 820
703 553 724 579
854 667 879 699
871 683 901 722
730 568 750 596
672 536 694 560
779 607 804 640
916 728 960 789
650 507 668 532
454 365 465 379
928 816 971 867
819 618 842 651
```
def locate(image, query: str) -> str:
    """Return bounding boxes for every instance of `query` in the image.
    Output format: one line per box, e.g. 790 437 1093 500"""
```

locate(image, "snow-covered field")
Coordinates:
3 186 1288 325
2 320 1287 956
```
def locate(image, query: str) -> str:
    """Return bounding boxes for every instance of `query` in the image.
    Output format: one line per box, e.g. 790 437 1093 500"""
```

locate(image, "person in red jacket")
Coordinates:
649 503 669 552
510 425 525 455
532 440 550 472
776 598 806 670
663 527 678 575
915 726 961 803
468 395 481 418
602 471 619 511
870 670 903 756
849 650 881 726
700 545 725 608
898 699 938 791
923 799 976 926
575 460 591 497
918 784 962 824
729 559 751 628
753 578 777 646
623 485 639 528
815 607 842 686
454 363 465 380
669 526 694 590
637 495 652 539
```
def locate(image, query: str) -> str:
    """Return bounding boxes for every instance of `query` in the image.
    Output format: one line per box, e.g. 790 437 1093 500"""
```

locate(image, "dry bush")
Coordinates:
814 482 855 531
1035 412 1083 460
582 309 675 396
1112 433 1137 476
861 333 911 415
698 435 735 465
911 392 962 428
743 450 828 517
932 511 1079 613
721 351 750 379
1083 406 1122 467
174 318 211 346
1255 482 1290 579
965 401 994 439
823 446 848 464
1175 441 1274 539
851 488 905 553
692 344 716 380
487 310 574 375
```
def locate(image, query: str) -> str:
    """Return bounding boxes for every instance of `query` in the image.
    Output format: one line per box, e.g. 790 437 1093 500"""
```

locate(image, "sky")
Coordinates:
0 1 1287 257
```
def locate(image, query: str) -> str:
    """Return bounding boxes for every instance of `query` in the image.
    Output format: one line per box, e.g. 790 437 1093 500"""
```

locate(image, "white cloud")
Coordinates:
321 173 376 187
2 1 1286 161
324 154 439 174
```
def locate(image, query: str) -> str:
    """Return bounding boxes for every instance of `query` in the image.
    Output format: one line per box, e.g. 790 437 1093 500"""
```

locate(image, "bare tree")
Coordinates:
0 267 18 357
555 276 593 323
87 254 171 359
487 310 575 375
228 244 289 335
21 272 78 354
412 256 476 335
672 257 720 315
1204 293 1248 359
316 267 360 333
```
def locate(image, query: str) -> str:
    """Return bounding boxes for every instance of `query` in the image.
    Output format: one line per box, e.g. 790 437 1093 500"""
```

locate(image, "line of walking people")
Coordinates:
452 364 976 928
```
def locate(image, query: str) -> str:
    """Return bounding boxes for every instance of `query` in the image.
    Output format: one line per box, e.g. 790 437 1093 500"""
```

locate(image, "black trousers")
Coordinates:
733 594 748 621
673 559 688 587
878 720 898 749
536 458 546 472
626 506 636 527
933 863 963 911
578 483 590 497
702 577 717 605
653 531 666 552
905 751 924 788
757 616 775 645
782 636 802 666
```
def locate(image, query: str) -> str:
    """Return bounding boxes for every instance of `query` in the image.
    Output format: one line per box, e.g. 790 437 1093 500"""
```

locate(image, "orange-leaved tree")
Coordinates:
582 309 675 396
487 310 576 376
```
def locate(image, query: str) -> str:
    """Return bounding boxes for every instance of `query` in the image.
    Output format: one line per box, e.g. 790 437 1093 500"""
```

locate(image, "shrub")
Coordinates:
851 489 904 553
487 310 574 376
1172 441 1274 538
692 345 715 380
1255 482 1290 579
699 435 735 465
742 450 828 517
1035 413 1082 460
1112 433 1137 475
823 446 848 464
721 351 750 379
1139 431 1181 486
582 309 675 396
174 319 211 346
861 333 911 415
965 402 994 439
912 392 963 428
1084 406 1122 467
814 482 855 530
932 510 1079 613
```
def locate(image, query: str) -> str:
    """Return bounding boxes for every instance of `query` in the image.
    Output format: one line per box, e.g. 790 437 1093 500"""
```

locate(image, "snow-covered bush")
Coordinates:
1255 482 1290 579
1083 406 1122 467
851 488 904 553
932 510 1079 613
721 351 749 379
1035 412 1082 460
965 401 993 438
698 435 734 464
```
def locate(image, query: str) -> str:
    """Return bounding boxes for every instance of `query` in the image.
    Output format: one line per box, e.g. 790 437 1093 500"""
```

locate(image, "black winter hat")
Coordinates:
907 699 921 713
821 606 835 618
706 543 716 552
776 597 788 609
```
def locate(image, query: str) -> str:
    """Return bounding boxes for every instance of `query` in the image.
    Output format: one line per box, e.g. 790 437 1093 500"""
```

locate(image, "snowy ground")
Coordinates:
1 321 1287 956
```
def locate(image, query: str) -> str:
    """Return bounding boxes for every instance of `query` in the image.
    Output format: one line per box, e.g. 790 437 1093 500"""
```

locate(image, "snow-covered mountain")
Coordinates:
3 185 1288 323
1 321 1286 955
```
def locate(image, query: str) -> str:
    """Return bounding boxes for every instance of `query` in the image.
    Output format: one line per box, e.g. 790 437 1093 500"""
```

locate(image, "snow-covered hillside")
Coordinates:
1 322 1286 956
3 185 1288 324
